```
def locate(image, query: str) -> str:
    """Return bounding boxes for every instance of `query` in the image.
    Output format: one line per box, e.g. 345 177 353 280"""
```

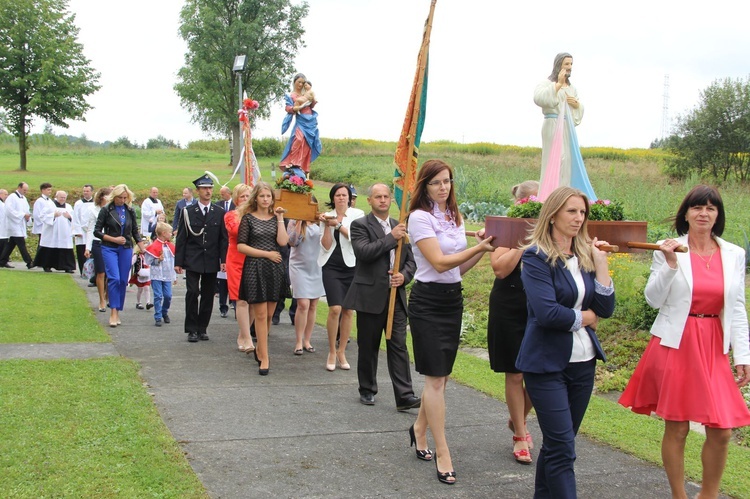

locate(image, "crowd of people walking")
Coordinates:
2 168 748 498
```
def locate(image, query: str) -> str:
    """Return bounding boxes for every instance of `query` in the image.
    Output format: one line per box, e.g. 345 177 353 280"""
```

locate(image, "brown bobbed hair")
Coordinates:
326 183 352 210
94 187 112 207
674 184 725 237
524 186 595 272
407 159 463 227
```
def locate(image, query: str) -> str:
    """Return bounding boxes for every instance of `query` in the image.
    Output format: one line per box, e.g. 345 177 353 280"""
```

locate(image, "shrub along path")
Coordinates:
2 272 720 498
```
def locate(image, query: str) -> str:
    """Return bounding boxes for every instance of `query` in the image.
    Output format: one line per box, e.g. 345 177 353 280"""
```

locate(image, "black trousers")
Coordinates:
0 236 32 266
75 244 87 274
216 277 229 314
356 300 415 405
184 270 217 334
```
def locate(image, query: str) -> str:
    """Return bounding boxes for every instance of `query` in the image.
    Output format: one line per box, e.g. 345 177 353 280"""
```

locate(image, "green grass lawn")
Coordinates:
0 271 108 343
0 358 206 498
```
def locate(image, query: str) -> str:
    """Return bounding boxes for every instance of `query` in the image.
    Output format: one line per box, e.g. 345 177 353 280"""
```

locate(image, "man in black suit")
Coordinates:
175 174 228 342
343 183 420 411
216 186 235 213
172 187 195 236
214 186 234 317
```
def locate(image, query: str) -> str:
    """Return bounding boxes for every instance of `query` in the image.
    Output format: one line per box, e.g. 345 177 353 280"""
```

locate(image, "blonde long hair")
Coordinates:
107 184 135 206
231 183 252 221
524 186 594 272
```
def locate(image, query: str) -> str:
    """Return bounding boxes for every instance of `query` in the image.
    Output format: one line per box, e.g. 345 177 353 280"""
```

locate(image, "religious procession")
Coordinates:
1 1 749 498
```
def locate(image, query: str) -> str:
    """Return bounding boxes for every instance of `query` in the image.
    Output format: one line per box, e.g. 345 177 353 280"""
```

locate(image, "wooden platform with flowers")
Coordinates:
484 216 648 253
274 189 320 222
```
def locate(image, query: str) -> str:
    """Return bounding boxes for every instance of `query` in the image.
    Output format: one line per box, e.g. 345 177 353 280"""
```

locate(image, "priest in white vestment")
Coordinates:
32 191 75 272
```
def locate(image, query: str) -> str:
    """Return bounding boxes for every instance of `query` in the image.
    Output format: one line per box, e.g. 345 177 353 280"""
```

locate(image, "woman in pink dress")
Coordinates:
224 183 254 353
619 185 750 498
279 73 322 175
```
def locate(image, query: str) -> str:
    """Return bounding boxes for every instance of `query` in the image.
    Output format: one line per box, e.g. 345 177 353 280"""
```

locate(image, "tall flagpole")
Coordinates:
386 0 436 339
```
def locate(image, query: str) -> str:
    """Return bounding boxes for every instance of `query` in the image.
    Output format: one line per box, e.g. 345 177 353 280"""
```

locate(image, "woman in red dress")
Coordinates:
619 185 750 498
224 183 254 353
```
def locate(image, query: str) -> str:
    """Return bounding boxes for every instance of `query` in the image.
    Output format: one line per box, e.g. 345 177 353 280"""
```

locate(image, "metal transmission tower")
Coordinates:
661 74 670 139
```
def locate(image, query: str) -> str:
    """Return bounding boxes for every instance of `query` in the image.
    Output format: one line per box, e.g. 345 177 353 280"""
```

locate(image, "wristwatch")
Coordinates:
334 222 342 231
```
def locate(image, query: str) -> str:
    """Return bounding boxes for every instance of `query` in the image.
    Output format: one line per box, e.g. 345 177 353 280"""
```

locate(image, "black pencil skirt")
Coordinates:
408 280 463 376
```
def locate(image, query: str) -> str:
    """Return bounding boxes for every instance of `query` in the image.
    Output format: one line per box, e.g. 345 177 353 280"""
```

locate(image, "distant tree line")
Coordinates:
657 76 750 184
0 127 285 157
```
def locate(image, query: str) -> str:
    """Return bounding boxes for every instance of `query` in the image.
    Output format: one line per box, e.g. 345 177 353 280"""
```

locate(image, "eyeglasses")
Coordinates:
426 178 454 187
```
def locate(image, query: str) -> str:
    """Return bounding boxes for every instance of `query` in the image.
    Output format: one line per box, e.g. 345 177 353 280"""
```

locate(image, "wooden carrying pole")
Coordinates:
463 233 688 254
386 0 436 340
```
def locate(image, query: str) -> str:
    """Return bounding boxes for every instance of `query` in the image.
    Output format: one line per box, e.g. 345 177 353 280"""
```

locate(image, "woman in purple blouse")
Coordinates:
406 159 495 485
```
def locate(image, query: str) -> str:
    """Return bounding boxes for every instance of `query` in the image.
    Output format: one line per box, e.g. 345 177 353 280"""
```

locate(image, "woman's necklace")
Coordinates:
691 245 717 269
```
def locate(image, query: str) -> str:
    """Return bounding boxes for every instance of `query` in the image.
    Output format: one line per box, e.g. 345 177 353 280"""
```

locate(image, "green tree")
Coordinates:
0 0 100 171
146 135 179 149
113 136 139 149
665 77 750 183
174 0 308 166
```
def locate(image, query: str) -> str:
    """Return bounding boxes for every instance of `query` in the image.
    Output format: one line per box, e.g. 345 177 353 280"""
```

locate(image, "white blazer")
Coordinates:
645 234 750 365
317 207 364 268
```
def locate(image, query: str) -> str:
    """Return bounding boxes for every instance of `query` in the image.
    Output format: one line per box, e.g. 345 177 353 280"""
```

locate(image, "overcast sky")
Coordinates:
50 0 750 150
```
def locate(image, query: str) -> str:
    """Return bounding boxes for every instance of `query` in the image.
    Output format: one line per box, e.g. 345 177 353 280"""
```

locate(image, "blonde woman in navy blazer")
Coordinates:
516 186 615 499
620 185 750 499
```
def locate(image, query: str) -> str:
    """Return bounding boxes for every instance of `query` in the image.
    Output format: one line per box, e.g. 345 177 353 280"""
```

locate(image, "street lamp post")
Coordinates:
232 55 248 170
233 54 247 109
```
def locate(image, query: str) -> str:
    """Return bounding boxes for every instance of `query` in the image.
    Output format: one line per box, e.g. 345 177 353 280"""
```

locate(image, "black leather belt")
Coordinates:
688 313 719 318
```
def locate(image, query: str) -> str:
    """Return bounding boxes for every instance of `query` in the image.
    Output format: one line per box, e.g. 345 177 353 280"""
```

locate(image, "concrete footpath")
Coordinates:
4 272 717 498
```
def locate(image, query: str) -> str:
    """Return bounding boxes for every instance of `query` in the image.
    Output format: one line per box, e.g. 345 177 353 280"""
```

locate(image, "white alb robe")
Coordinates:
4 191 31 238
140 198 165 237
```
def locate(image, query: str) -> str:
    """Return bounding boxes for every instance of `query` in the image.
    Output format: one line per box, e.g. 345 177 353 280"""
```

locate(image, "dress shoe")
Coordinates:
146 303 154 310
336 352 350 370
198 332 209 341
187 331 199 342
1 263 13 268
271 315 280 325
26 263 34 269
397 396 422 412
435 453 456 485
360 393 375 405
409 424 433 461
162 314 170 324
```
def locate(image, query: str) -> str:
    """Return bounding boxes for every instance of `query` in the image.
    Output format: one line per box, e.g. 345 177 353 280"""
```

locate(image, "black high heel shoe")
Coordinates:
434 453 456 485
408 425 433 461
258 359 269 376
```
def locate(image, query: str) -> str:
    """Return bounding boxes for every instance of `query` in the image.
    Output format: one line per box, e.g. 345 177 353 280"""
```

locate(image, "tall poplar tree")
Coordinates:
0 0 100 171
175 0 308 165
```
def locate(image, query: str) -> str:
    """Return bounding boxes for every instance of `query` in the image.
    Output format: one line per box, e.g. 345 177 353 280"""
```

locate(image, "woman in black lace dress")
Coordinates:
237 182 289 375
